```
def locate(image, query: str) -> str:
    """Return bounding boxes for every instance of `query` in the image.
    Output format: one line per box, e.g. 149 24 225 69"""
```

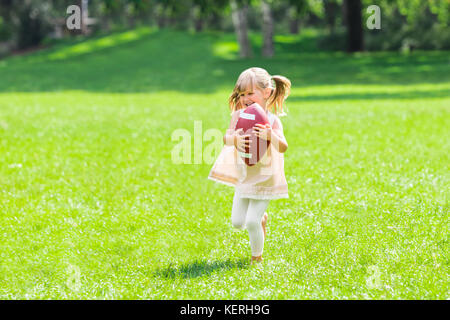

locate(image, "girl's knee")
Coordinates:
245 218 260 231
231 217 245 229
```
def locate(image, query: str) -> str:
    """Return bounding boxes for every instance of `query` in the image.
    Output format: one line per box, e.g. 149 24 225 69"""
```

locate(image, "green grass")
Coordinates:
0 27 449 299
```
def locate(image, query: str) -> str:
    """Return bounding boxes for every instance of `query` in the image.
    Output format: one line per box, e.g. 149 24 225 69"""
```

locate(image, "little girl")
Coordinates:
208 67 291 264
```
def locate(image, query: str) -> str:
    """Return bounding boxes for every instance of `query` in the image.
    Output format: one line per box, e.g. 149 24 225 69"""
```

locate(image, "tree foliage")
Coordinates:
0 0 448 53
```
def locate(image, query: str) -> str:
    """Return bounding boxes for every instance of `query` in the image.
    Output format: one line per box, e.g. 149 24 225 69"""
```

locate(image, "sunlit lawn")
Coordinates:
0 28 448 299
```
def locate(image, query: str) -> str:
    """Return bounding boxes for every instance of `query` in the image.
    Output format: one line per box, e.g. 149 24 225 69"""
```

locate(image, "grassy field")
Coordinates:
0 27 448 299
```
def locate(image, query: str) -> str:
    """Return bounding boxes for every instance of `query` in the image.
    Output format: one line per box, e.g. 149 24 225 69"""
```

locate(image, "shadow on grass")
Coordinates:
0 28 449 93
289 88 450 101
154 257 250 279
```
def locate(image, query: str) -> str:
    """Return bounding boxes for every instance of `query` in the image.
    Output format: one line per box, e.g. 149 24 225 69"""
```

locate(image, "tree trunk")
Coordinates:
102 15 111 33
81 0 91 35
0 40 15 56
192 6 203 32
287 6 300 34
289 18 299 34
344 0 364 52
194 19 203 32
127 3 136 29
207 10 222 30
261 0 274 57
324 0 338 34
156 3 166 28
230 0 252 58
0 0 14 25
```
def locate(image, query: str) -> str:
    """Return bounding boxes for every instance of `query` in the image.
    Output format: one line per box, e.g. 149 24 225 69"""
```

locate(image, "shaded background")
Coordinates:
0 0 449 58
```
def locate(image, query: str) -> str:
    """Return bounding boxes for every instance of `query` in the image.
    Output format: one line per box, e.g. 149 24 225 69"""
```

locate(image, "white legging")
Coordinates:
231 191 270 257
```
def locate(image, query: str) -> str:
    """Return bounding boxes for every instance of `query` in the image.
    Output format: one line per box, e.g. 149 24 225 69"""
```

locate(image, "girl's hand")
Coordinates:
252 123 272 141
234 128 252 152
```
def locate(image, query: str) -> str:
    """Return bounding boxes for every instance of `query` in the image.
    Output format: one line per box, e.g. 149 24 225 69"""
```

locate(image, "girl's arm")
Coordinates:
223 111 238 146
270 129 288 153
223 111 251 151
252 117 288 153
223 132 236 146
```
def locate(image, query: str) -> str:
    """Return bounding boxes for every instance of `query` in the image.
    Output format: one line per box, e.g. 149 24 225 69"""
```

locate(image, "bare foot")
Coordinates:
261 212 268 239
251 255 263 265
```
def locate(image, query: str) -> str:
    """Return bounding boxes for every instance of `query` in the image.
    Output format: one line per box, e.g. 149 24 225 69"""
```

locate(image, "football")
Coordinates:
235 103 271 166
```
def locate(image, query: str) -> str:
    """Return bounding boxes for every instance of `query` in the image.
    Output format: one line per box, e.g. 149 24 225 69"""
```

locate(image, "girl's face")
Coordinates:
239 85 272 110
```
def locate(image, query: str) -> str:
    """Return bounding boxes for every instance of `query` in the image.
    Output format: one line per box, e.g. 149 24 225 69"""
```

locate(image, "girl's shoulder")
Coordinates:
268 111 282 124
268 112 284 131
267 111 277 124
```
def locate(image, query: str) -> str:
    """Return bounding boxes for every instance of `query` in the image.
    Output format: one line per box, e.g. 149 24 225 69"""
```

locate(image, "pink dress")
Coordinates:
208 109 288 200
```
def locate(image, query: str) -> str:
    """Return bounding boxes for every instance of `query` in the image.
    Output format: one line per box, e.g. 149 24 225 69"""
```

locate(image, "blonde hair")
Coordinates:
228 67 291 116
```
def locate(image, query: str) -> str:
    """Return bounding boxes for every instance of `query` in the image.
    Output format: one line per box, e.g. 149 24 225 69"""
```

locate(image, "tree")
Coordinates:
230 0 252 58
362 0 449 51
191 0 228 32
287 0 308 34
261 0 274 57
324 0 339 34
0 0 56 49
100 0 124 32
343 0 364 52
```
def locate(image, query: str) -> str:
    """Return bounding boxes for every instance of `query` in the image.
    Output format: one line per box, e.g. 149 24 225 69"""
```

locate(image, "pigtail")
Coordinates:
228 87 241 114
267 75 291 116
228 73 255 114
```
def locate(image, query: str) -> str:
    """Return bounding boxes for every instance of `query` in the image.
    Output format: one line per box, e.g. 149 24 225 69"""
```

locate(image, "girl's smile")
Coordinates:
239 86 272 110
